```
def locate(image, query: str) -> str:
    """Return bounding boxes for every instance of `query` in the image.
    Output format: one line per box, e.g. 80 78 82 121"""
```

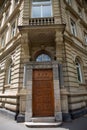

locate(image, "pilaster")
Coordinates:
23 0 30 25
17 32 30 122
55 30 64 63
21 32 30 62
53 0 62 24
53 62 62 121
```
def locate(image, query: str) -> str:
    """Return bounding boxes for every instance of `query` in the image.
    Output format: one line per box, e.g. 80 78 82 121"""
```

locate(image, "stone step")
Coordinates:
31 117 55 122
25 122 62 128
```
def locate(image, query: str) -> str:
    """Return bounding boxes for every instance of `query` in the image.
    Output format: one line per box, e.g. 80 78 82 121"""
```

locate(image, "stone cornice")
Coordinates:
65 1 87 29
60 89 87 96
65 5 79 19
0 0 11 17
69 92 87 96
0 33 21 60
64 34 87 55
80 20 87 29
18 24 66 33
65 30 84 45
0 6 20 34
0 94 19 98
75 0 83 7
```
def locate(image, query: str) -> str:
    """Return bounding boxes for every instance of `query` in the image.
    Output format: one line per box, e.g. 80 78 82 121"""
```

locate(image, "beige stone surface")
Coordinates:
0 0 86 121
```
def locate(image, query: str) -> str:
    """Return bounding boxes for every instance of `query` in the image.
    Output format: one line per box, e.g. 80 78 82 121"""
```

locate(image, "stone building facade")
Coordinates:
0 0 87 123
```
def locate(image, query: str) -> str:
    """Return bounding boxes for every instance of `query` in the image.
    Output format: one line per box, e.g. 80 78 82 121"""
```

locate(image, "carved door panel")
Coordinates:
32 69 54 117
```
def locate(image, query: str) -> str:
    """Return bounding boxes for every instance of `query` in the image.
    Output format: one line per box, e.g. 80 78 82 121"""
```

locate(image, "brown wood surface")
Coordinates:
32 69 54 117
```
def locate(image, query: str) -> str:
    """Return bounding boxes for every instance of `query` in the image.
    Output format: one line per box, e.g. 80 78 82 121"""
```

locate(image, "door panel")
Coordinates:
32 69 54 117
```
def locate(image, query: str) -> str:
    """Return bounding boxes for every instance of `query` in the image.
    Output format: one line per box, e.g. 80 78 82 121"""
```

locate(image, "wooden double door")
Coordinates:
32 69 54 117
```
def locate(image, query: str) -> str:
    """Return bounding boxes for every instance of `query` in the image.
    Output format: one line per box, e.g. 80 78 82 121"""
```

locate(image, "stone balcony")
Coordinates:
29 17 55 26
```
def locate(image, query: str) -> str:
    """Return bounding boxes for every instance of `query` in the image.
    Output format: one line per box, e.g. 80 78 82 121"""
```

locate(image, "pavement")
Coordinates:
0 114 87 130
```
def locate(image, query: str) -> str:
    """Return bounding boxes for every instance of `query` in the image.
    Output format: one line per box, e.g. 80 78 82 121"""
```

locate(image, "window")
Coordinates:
5 60 12 85
78 7 82 17
66 0 72 5
84 33 87 44
32 0 52 18
14 0 18 6
5 9 9 21
15 0 18 3
11 22 16 38
1 35 5 48
76 59 82 82
70 19 77 36
36 54 51 62
7 65 12 84
0 19 2 27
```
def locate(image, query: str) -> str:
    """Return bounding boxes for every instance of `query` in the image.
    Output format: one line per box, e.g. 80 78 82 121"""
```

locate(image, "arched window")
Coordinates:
75 59 82 82
36 53 51 62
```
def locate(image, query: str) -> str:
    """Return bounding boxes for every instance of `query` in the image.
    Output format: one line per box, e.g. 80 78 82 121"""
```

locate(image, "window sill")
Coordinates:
79 82 87 86
4 84 11 88
84 43 87 46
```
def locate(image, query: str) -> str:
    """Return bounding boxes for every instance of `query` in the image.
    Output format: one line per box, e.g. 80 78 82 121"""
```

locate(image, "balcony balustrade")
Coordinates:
29 17 54 26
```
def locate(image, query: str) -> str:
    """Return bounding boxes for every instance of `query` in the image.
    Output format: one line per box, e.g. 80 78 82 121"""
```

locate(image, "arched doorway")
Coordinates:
25 55 62 122
32 53 54 117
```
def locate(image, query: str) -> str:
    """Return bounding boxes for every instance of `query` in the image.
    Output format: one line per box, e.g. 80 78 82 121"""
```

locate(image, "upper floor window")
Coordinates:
1 35 5 48
7 64 12 84
0 19 2 27
11 22 16 38
66 0 72 6
32 0 52 18
15 0 18 3
5 9 9 21
84 32 87 44
70 19 77 36
5 59 12 85
78 7 82 17
75 59 83 83
14 0 18 6
36 53 51 62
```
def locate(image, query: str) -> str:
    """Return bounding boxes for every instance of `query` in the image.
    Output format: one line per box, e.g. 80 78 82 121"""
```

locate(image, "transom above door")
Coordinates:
36 53 51 62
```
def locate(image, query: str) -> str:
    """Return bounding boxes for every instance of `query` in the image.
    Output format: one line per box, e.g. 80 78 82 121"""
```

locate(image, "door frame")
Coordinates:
25 61 62 122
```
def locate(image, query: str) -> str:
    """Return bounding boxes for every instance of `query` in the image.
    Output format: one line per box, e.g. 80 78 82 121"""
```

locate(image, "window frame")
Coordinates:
1 35 5 48
11 21 16 38
78 6 82 17
31 0 52 18
5 8 9 21
66 0 72 6
75 59 83 83
70 18 77 36
7 64 12 84
36 53 51 62
0 18 2 27
84 32 87 44
5 60 12 85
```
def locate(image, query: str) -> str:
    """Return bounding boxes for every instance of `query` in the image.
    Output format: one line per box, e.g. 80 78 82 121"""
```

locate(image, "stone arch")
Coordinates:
33 49 53 61
75 56 83 65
